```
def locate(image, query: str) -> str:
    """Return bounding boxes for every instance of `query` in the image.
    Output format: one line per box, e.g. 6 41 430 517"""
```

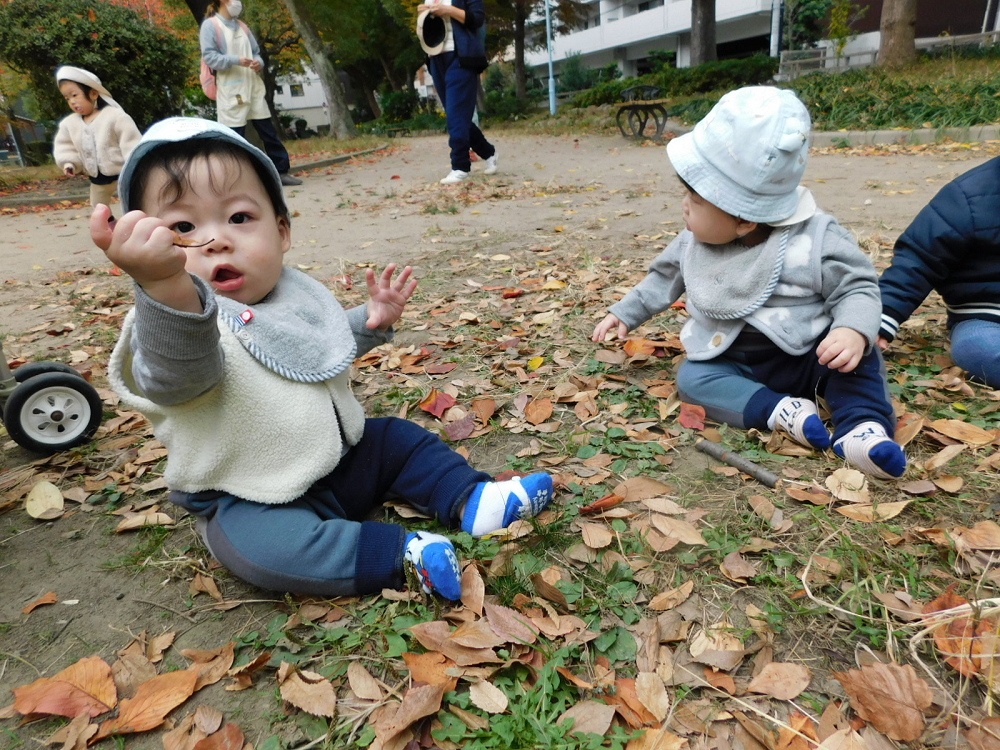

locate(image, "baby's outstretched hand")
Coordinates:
365 263 417 331
90 204 201 312
592 313 628 343
816 327 866 373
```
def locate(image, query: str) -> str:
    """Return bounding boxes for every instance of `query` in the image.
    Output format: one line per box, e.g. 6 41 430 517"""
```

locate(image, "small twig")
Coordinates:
172 235 214 248
694 438 781 488
0 651 41 677
186 598 282 613
133 598 198 623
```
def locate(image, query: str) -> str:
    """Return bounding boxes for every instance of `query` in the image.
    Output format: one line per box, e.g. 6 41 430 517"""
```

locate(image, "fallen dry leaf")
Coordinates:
626 726 688 750
46 711 97 750
469 680 508 714
924 444 967 473
13 655 117 718
746 661 812 700
720 551 757 582
825 468 869 503
22 591 58 615
558 699 616 736
277 663 337 718
347 662 383 701
650 514 706 546
25 481 64 520
833 662 932 741
581 522 614 549
193 723 245 750
635 672 670 721
689 619 744 672
648 580 694 611
461 563 485 615
524 397 553 425
836 500 911 523
928 419 995 446
94 668 198 741
401 652 458 692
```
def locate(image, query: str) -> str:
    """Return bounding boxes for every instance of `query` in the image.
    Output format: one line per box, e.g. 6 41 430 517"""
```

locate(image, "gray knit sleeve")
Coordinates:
130 275 225 405
200 19 238 71
820 222 882 349
608 235 687 331
347 304 394 357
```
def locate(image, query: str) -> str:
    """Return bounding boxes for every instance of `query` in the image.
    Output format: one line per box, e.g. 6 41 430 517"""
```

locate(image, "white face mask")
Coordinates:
227 0 243 17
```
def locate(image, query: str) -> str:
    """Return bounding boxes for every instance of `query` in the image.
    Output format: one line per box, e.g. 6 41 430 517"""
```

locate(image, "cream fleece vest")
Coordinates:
109 311 367 504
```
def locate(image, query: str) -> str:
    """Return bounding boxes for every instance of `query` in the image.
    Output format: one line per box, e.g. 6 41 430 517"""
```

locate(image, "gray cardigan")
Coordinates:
609 212 882 360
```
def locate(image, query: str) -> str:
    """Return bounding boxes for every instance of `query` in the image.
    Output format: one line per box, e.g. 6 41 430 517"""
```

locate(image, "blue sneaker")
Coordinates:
461 473 553 537
404 531 462 600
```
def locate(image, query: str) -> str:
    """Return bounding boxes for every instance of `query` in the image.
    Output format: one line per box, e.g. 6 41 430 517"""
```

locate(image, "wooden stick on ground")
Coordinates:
695 438 781 489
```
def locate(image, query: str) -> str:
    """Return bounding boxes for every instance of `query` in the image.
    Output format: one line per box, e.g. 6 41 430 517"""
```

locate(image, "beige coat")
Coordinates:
53 106 141 179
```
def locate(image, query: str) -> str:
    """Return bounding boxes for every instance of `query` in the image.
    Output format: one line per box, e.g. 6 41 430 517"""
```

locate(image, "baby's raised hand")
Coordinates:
90 204 201 312
816 327 866 373
592 313 629 343
365 263 418 331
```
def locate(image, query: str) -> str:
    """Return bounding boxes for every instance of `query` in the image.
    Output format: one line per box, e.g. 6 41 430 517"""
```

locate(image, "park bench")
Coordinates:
612 85 670 140
384 126 412 138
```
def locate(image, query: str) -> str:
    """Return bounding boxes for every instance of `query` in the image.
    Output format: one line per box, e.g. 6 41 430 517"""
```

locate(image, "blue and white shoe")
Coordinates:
461 473 554 537
833 421 907 479
404 531 462 600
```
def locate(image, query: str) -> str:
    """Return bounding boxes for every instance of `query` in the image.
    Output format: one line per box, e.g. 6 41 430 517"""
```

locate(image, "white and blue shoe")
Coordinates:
404 531 462 600
461 473 554 538
833 421 907 480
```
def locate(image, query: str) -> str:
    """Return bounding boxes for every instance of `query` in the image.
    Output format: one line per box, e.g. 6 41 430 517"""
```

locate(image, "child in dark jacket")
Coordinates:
877 156 1000 389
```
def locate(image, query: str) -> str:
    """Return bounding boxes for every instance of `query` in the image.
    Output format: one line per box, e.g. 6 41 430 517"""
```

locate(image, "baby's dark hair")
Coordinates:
128 139 287 220
58 80 107 110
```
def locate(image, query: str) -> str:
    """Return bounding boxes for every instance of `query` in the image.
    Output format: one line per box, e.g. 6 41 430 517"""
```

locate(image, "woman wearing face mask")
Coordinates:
200 0 302 186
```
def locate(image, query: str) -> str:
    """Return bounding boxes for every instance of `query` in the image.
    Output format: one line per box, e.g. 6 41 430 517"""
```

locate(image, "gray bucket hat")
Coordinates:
666 86 811 224
118 117 286 215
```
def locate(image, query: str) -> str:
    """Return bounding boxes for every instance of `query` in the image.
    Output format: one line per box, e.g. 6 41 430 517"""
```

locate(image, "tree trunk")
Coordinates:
690 0 717 66
877 0 917 68
257 47 283 132
514 13 526 100
280 0 354 139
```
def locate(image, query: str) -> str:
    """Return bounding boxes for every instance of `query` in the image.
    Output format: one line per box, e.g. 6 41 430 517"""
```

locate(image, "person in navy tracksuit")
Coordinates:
418 0 498 185
877 156 1000 388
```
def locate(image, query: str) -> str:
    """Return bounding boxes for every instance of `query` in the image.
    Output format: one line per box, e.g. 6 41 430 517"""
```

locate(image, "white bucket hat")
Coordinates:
118 117 286 216
417 9 447 55
666 86 813 225
54 66 121 109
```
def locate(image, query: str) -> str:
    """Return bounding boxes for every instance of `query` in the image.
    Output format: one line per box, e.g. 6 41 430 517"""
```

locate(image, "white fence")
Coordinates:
778 30 1000 80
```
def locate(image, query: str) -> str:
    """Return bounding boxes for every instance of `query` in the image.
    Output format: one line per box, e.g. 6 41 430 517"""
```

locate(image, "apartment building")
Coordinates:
526 0 990 82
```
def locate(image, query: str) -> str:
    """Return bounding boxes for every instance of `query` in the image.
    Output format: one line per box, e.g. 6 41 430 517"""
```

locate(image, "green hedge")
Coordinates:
791 64 1000 130
571 54 778 107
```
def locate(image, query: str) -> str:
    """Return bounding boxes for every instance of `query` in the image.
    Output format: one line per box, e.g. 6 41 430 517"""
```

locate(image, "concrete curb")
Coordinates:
661 119 1000 148
809 125 1000 148
0 143 392 209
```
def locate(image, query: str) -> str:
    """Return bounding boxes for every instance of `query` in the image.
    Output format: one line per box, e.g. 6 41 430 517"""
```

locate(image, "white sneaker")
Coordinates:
440 169 469 185
483 151 499 175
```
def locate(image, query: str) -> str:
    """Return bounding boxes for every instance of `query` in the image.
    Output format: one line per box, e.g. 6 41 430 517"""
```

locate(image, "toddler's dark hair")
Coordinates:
58 80 107 110
128 139 287 220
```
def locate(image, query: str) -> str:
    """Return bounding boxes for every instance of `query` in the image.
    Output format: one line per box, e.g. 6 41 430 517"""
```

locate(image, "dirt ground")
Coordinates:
0 131 996 749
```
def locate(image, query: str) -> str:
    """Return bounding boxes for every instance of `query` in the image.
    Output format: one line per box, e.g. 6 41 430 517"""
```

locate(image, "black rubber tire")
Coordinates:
13 361 83 383
3 372 103 453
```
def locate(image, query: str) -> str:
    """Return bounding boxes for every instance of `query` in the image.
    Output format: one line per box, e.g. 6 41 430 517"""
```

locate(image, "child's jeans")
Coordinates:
951 319 1000 389
676 343 895 443
169 417 490 597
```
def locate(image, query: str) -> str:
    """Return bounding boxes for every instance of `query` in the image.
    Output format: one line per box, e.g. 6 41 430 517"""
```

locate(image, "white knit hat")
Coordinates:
666 86 812 224
54 66 120 109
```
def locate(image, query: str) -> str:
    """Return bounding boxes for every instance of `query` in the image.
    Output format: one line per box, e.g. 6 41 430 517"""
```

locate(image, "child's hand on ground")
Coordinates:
365 263 417 330
816 326 866 372
89 204 202 313
876 335 890 351
592 313 628 343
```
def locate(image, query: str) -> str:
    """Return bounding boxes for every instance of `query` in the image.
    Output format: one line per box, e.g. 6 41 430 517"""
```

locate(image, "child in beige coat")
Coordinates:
52 66 141 213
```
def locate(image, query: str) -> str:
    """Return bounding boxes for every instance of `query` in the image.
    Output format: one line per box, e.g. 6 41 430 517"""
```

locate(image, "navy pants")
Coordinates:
428 51 495 172
169 417 490 596
676 344 895 443
231 117 291 175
